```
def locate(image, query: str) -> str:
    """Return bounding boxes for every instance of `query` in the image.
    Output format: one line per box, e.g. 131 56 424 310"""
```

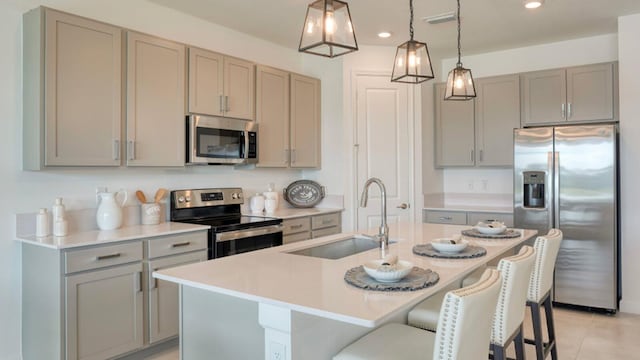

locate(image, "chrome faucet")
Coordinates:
360 177 389 251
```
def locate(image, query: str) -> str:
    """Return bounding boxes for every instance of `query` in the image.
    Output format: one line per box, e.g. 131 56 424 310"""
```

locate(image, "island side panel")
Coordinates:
180 285 264 359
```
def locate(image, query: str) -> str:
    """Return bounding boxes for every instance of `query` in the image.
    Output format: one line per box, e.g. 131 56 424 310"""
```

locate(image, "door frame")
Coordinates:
348 70 422 231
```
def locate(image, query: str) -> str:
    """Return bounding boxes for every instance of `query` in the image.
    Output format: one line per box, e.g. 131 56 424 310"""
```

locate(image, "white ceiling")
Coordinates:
149 0 640 58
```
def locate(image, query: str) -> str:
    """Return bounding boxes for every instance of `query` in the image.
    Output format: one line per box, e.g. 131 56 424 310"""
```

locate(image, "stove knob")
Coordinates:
185 196 191 202
237 193 243 199
177 196 185 203
231 193 239 199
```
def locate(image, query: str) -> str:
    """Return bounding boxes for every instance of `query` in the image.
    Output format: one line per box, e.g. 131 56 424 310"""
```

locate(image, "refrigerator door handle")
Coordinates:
554 151 560 229
547 151 554 228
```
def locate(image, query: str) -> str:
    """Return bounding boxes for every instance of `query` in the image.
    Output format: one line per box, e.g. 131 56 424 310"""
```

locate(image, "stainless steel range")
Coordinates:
170 188 283 259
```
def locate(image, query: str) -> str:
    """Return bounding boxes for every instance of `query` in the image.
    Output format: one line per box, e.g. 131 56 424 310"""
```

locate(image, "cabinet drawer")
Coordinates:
283 217 311 235
147 231 208 259
467 212 514 227
311 226 341 238
65 241 142 274
424 210 467 225
311 213 341 230
283 231 311 244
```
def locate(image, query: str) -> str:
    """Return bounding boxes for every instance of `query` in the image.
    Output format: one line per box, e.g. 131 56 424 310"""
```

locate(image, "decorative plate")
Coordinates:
283 180 325 208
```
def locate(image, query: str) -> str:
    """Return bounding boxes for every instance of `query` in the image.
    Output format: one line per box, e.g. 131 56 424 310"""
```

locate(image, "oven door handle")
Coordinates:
216 224 283 243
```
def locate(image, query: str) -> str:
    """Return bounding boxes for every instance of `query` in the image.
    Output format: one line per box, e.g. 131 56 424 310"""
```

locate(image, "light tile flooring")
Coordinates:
145 307 640 360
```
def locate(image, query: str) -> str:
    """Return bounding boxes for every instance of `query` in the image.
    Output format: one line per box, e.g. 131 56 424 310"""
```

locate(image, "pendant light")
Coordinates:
299 0 358 58
391 0 434 84
444 0 476 100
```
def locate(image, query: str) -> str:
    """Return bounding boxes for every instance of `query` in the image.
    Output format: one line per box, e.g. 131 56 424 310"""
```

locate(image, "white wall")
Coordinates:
438 33 619 202
0 1 335 358
617 14 640 314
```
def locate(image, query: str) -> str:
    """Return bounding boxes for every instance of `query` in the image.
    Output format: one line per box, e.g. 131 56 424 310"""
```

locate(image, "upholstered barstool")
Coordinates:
408 246 536 360
333 269 502 360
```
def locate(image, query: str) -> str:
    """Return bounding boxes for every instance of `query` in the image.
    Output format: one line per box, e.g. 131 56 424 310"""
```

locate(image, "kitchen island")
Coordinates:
154 222 537 360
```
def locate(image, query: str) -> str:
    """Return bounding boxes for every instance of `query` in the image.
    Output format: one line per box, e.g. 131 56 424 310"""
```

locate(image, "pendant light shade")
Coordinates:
392 0 434 83
299 0 358 58
444 0 476 100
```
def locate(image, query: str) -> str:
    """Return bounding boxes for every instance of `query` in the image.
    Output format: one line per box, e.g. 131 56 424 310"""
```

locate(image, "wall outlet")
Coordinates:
270 342 286 360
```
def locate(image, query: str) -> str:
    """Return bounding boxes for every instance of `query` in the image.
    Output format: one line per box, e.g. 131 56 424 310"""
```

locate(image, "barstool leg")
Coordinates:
543 295 558 360
514 325 526 360
529 301 545 360
492 344 506 360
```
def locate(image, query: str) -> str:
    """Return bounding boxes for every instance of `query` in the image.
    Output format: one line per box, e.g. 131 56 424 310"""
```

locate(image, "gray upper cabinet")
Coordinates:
23 8 122 170
256 65 290 167
126 32 186 166
290 74 321 168
188 47 255 121
521 63 616 126
475 74 520 167
434 83 475 167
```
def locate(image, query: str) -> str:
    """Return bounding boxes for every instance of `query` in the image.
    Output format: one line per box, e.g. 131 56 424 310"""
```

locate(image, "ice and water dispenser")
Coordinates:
523 171 545 209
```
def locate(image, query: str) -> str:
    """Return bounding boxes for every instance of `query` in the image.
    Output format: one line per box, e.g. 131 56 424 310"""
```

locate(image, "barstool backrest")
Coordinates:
433 268 502 360
491 246 536 346
528 229 563 303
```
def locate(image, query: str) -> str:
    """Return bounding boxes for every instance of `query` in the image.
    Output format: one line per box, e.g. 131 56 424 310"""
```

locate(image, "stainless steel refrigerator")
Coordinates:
514 124 620 312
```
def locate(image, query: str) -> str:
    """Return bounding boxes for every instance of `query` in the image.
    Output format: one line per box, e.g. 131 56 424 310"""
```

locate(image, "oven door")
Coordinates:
187 115 257 165
214 224 283 258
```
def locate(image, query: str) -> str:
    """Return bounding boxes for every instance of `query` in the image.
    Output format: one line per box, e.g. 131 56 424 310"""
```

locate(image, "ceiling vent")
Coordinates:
422 11 457 24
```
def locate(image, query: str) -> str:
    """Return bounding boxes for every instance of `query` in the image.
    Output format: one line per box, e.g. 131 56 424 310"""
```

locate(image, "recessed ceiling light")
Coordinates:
524 0 544 9
378 32 392 38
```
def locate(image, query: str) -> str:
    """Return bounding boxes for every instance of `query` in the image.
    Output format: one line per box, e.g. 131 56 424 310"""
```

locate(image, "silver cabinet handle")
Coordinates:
470 150 474 162
567 103 572 119
96 253 121 261
561 103 566 119
225 96 230 112
479 149 484 162
439 216 453 221
284 149 290 165
113 140 120 161
127 140 135 160
290 224 304 229
138 272 143 293
216 224 283 242
321 219 334 225
291 149 297 164
219 95 224 114
397 203 409 209
171 241 191 248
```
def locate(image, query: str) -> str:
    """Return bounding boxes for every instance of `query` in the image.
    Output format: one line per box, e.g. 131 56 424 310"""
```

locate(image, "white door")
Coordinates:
355 74 413 232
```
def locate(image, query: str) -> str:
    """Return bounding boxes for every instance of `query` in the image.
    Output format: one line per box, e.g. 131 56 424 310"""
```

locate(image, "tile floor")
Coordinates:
145 307 640 360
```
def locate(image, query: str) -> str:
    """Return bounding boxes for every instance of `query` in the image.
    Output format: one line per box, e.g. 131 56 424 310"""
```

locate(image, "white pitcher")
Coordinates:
96 191 128 230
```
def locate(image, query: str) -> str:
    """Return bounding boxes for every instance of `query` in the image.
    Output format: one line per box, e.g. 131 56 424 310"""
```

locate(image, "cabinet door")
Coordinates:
434 83 475 167
65 263 143 360
126 32 185 166
224 57 256 120
521 69 566 126
290 74 321 168
256 66 290 167
188 47 224 116
566 63 615 122
44 9 122 166
147 251 207 344
475 75 520 167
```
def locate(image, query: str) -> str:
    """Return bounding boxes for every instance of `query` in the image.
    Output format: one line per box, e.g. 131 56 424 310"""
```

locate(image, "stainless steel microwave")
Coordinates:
187 115 258 165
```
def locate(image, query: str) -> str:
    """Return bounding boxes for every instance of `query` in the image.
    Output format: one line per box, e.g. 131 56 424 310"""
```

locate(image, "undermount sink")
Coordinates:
287 235 396 260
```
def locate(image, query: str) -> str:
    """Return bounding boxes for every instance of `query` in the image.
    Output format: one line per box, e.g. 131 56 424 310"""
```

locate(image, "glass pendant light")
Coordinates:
391 0 434 84
444 0 476 100
299 0 358 58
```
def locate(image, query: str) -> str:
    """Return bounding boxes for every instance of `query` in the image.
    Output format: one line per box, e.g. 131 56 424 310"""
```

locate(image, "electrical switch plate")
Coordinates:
270 342 286 360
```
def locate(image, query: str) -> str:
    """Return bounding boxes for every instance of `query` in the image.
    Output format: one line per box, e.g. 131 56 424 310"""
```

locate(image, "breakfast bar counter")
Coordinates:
154 222 537 360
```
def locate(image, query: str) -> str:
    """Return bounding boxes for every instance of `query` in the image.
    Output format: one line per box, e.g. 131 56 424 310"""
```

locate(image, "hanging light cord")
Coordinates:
409 0 414 40
456 0 462 66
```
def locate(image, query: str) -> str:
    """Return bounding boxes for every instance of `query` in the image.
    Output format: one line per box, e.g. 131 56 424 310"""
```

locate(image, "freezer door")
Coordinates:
554 125 618 310
514 127 553 235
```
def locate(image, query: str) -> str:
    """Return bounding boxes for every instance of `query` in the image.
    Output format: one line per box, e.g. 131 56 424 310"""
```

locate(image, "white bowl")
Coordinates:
363 259 413 283
474 221 507 235
431 239 469 253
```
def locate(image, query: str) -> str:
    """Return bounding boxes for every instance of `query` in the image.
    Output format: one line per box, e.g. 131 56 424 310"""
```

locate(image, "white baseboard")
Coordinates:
620 299 640 314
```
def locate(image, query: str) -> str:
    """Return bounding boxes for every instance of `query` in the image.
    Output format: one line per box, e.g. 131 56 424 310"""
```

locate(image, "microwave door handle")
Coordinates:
240 131 246 159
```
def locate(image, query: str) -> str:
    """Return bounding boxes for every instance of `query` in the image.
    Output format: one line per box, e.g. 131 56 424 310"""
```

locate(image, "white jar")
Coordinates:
36 208 50 237
249 193 265 213
53 219 68 237
52 197 66 221
263 185 279 212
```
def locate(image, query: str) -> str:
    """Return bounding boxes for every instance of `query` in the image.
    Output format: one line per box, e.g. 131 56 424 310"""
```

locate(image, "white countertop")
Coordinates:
155 222 536 328
424 205 513 214
244 207 343 219
16 222 210 250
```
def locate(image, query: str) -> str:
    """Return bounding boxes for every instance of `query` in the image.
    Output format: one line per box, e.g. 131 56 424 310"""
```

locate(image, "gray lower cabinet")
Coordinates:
282 212 342 244
21 230 208 360
423 209 513 227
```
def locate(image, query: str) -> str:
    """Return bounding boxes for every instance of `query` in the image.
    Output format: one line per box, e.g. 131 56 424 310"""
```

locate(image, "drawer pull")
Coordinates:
291 224 304 229
439 216 453 221
95 253 121 261
171 241 191 248
321 219 333 225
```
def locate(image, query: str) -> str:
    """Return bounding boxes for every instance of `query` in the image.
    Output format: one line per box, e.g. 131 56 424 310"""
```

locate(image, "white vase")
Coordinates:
96 191 128 230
